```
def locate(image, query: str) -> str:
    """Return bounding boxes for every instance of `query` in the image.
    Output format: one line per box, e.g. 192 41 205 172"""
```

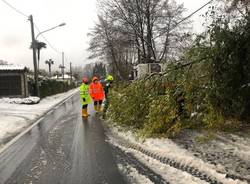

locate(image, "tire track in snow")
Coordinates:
106 132 247 184
112 144 169 184
173 131 250 183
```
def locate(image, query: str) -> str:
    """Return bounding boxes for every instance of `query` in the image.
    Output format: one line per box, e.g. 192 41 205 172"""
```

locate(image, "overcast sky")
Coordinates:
0 0 209 72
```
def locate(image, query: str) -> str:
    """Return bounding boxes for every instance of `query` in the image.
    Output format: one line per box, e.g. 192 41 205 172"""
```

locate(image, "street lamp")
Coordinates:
35 23 66 71
36 23 66 39
29 20 66 97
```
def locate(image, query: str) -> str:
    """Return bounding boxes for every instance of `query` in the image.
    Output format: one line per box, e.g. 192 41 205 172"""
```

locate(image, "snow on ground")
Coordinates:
118 163 154 184
0 96 40 104
130 149 208 184
0 89 79 147
172 130 250 183
111 139 208 184
107 125 247 184
216 133 250 161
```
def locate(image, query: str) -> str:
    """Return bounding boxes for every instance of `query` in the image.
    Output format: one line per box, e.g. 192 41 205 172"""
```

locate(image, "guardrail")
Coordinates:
0 90 79 184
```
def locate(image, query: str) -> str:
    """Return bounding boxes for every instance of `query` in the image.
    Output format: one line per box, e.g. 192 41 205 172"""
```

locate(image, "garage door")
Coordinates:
0 75 22 96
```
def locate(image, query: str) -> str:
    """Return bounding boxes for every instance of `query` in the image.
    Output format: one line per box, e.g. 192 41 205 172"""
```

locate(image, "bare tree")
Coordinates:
88 15 133 79
88 0 191 79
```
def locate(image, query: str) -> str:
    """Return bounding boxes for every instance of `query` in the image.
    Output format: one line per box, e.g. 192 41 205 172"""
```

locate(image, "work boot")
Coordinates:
94 105 98 112
82 109 89 118
85 109 90 117
82 109 85 117
97 104 103 112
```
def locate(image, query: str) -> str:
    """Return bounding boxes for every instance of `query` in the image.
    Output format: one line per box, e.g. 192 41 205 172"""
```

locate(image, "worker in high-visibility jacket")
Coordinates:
89 76 105 112
103 75 114 114
80 77 92 117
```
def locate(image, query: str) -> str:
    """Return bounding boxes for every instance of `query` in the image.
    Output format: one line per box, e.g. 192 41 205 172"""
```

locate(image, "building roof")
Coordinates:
58 74 71 79
52 74 75 80
0 65 27 71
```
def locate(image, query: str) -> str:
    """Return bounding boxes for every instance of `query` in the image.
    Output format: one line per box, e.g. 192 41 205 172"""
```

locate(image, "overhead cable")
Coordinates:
1 0 28 18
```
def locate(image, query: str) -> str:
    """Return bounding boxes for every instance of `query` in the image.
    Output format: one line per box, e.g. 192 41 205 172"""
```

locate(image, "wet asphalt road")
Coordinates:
3 94 125 184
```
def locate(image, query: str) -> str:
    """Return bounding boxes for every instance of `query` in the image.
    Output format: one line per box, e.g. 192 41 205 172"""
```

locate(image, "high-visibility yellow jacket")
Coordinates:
80 83 92 105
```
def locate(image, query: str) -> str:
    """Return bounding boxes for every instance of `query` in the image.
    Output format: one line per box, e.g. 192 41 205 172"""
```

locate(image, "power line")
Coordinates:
34 24 62 54
1 0 61 54
1 0 62 54
0 0 28 18
154 0 214 39
174 0 213 30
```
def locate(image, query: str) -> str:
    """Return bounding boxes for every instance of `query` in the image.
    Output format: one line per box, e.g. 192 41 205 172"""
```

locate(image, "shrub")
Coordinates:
29 79 76 98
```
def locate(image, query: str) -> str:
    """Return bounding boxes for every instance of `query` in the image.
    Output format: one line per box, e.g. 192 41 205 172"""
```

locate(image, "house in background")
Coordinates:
0 65 29 98
51 74 76 83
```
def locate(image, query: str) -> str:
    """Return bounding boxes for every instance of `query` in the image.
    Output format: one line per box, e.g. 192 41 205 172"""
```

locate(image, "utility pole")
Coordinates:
70 62 72 83
29 15 39 97
62 52 65 81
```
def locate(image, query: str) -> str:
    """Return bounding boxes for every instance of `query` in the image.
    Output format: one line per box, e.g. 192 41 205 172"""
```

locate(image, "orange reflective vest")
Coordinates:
89 82 105 101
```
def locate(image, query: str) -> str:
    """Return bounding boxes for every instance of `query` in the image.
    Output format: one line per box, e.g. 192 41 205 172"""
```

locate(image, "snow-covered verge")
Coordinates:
0 89 79 148
112 140 208 184
0 96 40 104
172 130 250 183
118 163 154 184
106 124 248 184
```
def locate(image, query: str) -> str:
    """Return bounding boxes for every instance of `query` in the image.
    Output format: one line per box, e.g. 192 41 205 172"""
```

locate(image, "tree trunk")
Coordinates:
49 64 51 78
37 49 40 71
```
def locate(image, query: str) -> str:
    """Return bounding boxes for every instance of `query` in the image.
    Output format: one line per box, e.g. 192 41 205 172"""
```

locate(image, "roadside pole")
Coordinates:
62 52 65 91
62 52 65 81
29 15 40 97
70 62 72 83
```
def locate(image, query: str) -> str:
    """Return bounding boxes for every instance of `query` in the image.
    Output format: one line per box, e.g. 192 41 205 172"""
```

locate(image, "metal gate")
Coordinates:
0 75 22 96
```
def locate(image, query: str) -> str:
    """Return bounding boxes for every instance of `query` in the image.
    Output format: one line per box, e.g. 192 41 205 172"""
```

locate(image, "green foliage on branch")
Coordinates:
106 12 250 137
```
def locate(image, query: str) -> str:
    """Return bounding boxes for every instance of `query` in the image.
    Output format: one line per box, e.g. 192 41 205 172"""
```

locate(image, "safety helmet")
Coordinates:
106 75 114 81
92 76 98 82
82 77 88 84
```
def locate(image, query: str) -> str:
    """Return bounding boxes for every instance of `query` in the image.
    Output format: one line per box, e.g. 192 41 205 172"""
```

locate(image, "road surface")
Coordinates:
3 94 125 184
1 93 242 184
